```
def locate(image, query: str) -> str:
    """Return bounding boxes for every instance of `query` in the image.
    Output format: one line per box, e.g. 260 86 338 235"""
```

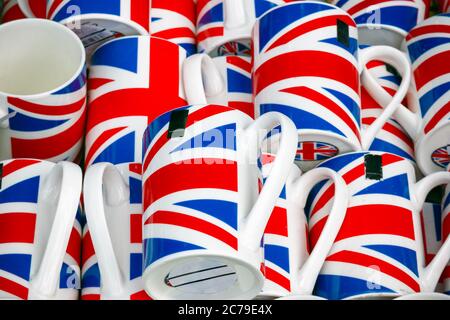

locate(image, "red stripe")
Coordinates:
153 28 196 40
146 210 238 249
7 96 86 116
2 3 27 22
28 0 46 18
11 108 86 159
282 86 361 141
1 159 40 177
0 213 36 244
142 105 231 173
196 0 212 18
228 102 254 118
0 276 28 300
362 117 414 150
326 250 420 292
151 38 182 94
88 78 114 90
266 15 355 52
366 60 386 69
264 206 288 236
254 51 359 96
414 51 450 90
130 0 150 32
227 56 252 73
47 0 64 19
130 214 142 244
407 24 450 40
310 185 335 218
131 290 152 300
143 160 238 210
443 213 450 239
129 163 142 175
424 101 450 134
152 0 196 22
85 127 127 166
82 231 95 264
82 294 100 300
264 266 291 291
66 228 81 265
196 27 224 42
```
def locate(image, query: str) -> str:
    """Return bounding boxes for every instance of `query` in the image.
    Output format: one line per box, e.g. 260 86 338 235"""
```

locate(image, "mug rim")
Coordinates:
0 18 86 99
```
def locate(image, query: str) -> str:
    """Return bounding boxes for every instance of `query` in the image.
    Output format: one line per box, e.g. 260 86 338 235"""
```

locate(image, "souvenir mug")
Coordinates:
0 19 87 163
367 14 450 174
1 0 27 23
19 0 150 56
0 159 82 299
258 154 350 299
82 163 150 300
330 0 428 48
85 36 188 168
443 159 450 295
196 0 295 56
141 104 298 300
150 0 197 56
307 151 450 299
361 50 416 163
253 1 411 171
183 53 254 117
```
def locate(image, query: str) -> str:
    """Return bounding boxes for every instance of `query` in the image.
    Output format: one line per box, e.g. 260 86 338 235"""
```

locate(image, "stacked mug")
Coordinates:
0 0 449 301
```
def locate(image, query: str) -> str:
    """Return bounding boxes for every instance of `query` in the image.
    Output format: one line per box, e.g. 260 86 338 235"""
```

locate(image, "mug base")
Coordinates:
143 251 264 300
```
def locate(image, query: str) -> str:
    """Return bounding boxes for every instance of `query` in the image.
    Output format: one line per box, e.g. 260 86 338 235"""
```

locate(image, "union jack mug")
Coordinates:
252 1 411 172
82 163 150 300
0 159 82 300
361 50 416 164
330 0 428 48
0 19 87 163
258 154 350 299
183 53 254 117
1 0 28 23
141 104 298 300
196 0 296 56
19 0 150 56
307 151 450 300
150 0 197 57
367 14 450 174
85 36 188 168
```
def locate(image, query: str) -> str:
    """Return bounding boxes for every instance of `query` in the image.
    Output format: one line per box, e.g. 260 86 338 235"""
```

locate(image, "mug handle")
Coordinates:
224 0 247 29
83 163 130 298
29 162 82 299
182 53 225 105
413 171 450 292
359 45 413 149
289 168 349 295
241 112 298 251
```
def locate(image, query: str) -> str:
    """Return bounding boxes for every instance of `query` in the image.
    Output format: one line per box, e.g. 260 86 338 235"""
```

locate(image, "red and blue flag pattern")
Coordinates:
443 167 450 295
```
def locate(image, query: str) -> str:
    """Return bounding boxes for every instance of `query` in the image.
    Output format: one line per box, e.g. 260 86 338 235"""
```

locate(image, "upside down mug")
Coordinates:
258 154 350 299
0 19 87 163
82 163 150 300
307 151 450 299
366 14 450 175
141 104 298 300
19 0 150 56
0 159 82 300
252 1 411 172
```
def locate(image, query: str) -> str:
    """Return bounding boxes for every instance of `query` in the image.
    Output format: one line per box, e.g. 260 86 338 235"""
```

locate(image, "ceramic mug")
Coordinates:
150 0 197 56
307 151 450 299
258 153 349 299
19 0 150 56
85 36 189 168
0 159 82 300
330 0 428 48
252 1 411 171
367 14 450 174
361 48 416 164
183 53 254 117
0 19 87 163
82 163 150 300
196 0 295 56
141 104 298 300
